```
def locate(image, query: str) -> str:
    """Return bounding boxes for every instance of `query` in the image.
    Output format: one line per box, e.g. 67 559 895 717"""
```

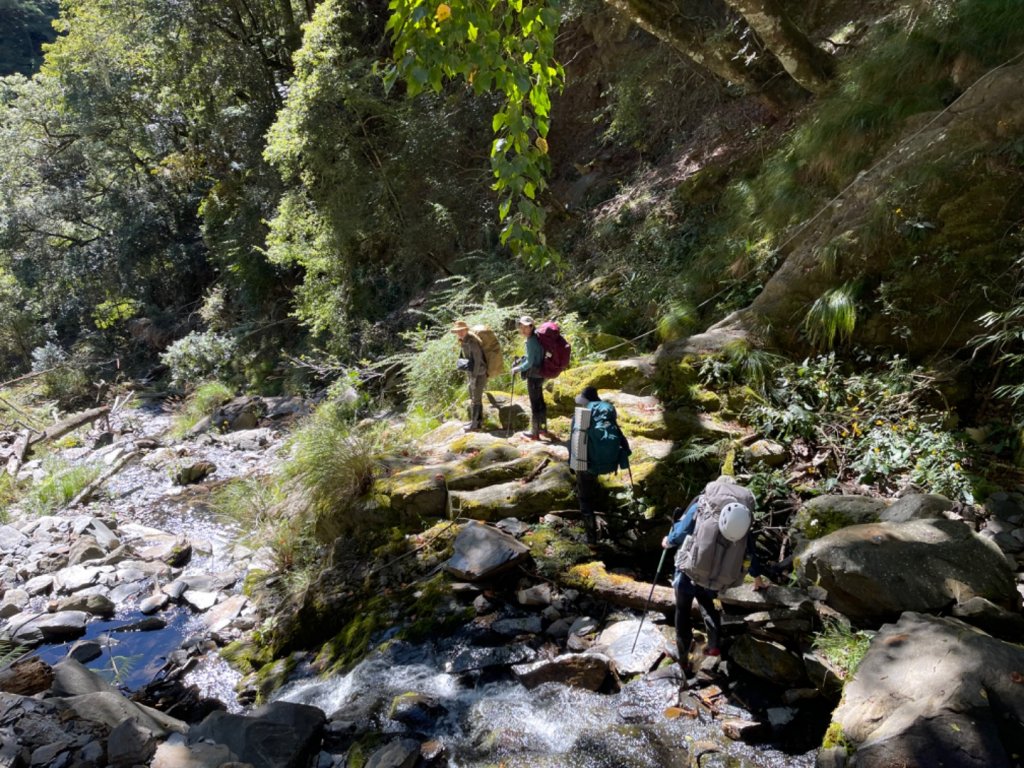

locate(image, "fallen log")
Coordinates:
560 561 675 614
5 428 31 478
69 451 140 508
27 405 109 450
0 656 53 696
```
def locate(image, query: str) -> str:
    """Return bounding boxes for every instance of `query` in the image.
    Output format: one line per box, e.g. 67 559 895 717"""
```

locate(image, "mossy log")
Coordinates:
0 656 53 695
562 561 675 614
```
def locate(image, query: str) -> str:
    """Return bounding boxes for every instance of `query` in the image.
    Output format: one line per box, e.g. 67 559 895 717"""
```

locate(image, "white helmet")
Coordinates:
719 502 752 542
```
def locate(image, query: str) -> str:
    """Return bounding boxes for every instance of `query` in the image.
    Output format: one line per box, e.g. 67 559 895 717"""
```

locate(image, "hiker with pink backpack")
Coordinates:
510 315 570 440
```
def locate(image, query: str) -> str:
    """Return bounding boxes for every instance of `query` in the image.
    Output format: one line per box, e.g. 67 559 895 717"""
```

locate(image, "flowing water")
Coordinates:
276 641 817 767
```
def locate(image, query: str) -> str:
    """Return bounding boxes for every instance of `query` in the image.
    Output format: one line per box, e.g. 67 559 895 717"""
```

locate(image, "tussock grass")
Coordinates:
22 458 101 515
804 283 858 350
169 381 233 438
812 619 872 681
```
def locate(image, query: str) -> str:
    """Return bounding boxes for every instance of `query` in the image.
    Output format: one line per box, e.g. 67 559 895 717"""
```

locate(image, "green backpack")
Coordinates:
586 401 631 475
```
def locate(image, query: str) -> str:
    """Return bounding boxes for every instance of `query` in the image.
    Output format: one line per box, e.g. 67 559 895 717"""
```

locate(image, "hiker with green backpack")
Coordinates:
662 475 767 676
452 320 503 432
568 386 631 543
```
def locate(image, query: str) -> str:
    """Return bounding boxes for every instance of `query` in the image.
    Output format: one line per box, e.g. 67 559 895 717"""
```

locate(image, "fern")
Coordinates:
804 284 858 350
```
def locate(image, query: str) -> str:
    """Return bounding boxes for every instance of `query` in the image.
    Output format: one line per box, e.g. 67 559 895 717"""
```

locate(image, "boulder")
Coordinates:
448 644 537 674
490 616 543 636
879 493 953 523
365 738 421 768
187 701 325 768
951 596 1024 639
743 439 789 467
388 692 447 731
829 612 1024 767
449 462 575 521
53 593 114 616
56 691 187 737
730 635 806 687
151 740 239 768
51 658 119 697
210 397 265 432
174 462 217 486
0 589 28 618
592 619 666 676
9 611 88 646
107 719 157 768
67 535 106 566
798 519 1020 625
512 652 611 691
791 495 887 540
444 522 530 582
211 427 274 451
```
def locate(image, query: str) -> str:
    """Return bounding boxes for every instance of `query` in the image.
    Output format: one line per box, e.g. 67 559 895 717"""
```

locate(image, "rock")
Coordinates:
388 692 446 731
798 519 1020 625
68 640 103 664
729 635 806 686
139 536 192 568
791 495 887 540
568 616 600 636
744 439 788 467
23 574 53 596
365 738 421 768
84 518 120 551
718 583 814 615
951 596 1024 639
107 719 157 768
29 740 69 767
51 658 119 697
188 701 325 768
444 522 530 581
9 611 88 646
140 593 170 614
182 590 219 612
829 612 1024 767
204 594 248 633
512 652 611 691
113 616 166 632
516 584 553 606
0 525 29 552
67 535 106 566
151 740 239 768
53 564 111 594
0 589 29 618
592 619 666 676
491 616 543 636
802 651 844 698
211 428 274 451
53 593 114 616
211 397 265 432
494 518 530 537
174 462 217 486
449 463 575 521
879 493 954 523
56 691 186 737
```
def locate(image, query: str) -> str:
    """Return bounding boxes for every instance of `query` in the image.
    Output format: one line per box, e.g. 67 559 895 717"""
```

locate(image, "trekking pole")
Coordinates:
631 539 670 654
506 372 516 438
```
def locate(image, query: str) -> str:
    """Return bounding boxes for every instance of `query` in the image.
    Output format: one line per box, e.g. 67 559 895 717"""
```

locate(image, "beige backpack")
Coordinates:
470 326 504 378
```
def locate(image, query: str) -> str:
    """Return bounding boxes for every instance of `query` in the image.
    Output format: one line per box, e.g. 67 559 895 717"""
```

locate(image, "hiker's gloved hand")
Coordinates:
753 576 768 591
661 536 670 549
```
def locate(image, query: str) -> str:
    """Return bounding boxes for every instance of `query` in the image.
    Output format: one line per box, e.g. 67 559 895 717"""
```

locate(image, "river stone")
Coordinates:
68 640 103 664
491 616 543 636
182 590 219 612
388 693 447 731
10 610 89 645
174 461 217 486
830 612 1024 767
798 518 1020 625
512 652 612 691
730 635 806 686
718 583 814 615
211 397 265 432
30 740 69 767
0 588 29 618
188 701 325 768
880 492 954 523
743 439 788 467
444 522 530 582
365 738 421 768
792 495 887 540
950 595 1024 639
84 518 120 551
516 584 553 606
0 525 29 552
54 593 115 616
592 619 665 676
140 592 170 614
204 594 248 633
24 574 53 596
52 658 119 696
68 535 106 566
107 719 157 768
56 691 186 737
151 741 239 768
212 427 274 451
53 564 111 594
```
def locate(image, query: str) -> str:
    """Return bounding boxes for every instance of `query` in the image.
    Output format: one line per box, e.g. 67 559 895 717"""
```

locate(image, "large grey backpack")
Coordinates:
674 478 755 591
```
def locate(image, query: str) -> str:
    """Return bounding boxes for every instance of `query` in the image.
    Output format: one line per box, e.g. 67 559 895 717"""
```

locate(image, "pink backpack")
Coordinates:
536 322 571 378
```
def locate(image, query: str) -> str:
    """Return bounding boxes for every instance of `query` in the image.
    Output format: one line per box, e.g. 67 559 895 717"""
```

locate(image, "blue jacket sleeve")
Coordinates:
666 499 699 547
514 334 544 374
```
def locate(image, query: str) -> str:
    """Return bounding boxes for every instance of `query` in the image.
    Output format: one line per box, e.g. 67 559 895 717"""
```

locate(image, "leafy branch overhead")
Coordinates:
386 0 564 268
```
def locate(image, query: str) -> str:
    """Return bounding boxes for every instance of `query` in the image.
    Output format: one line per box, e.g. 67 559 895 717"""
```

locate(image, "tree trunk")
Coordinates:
0 657 53 696
722 0 835 94
605 0 808 107
561 561 676 614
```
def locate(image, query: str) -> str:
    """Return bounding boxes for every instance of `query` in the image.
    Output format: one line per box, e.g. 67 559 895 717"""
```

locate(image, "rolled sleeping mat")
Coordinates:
570 406 591 472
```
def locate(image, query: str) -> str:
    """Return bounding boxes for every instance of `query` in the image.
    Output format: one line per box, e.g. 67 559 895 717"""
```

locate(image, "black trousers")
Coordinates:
526 375 546 431
673 572 722 665
577 470 600 543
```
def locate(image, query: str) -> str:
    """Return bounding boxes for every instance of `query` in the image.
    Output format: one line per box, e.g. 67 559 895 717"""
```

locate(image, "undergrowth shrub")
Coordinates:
739 354 977 501
161 331 238 388
30 342 92 408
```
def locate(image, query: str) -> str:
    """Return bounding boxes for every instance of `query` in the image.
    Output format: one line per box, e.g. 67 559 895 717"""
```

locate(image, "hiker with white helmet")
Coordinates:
662 475 767 676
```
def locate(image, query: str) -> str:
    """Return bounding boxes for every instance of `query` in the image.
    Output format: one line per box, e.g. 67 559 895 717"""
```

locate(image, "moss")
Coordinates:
653 355 699 404
397 572 472 643
523 525 593 579
690 387 722 412
822 721 854 754
220 638 274 675
253 653 300 703
547 361 653 415
316 596 391 676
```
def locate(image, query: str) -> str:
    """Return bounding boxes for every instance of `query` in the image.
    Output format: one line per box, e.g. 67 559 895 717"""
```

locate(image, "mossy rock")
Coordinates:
652 350 701 404
523 524 593 578
450 462 575 521
545 360 655 415
220 637 274 675
793 495 888 540
252 652 301 703
690 387 722 412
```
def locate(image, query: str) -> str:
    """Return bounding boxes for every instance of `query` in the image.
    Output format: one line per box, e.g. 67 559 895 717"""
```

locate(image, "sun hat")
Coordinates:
450 320 470 333
517 315 535 327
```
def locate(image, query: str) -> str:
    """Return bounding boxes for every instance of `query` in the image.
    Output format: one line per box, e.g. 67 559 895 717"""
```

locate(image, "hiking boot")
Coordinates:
518 431 541 441
704 646 721 657
539 428 559 441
